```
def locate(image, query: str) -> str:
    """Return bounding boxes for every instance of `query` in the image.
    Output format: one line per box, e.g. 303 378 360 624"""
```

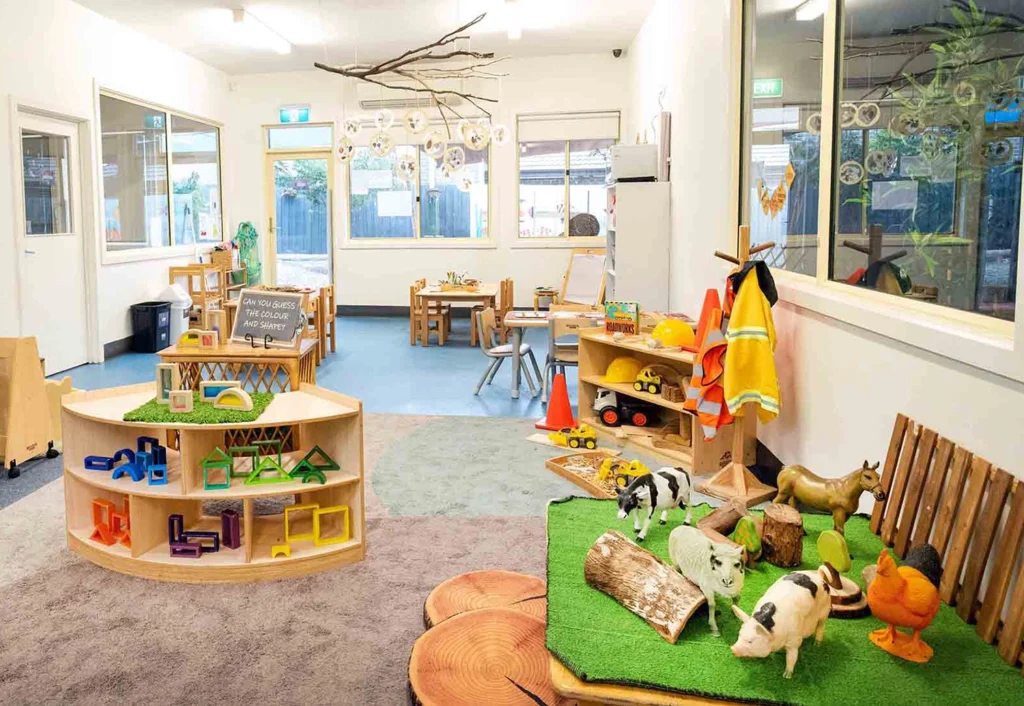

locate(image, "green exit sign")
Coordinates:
753 78 784 99
279 105 310 123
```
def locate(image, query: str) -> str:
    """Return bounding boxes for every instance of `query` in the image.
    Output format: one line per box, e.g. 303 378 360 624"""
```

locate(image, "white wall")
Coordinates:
0 0 229 345
629 0 1024 497
223 54 630 308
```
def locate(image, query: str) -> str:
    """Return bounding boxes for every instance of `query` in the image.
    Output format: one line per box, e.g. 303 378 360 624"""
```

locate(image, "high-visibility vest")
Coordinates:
683 307 734 440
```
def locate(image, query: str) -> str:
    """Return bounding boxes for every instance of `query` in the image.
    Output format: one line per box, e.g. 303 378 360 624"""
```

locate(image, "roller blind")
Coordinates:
516 111 620 142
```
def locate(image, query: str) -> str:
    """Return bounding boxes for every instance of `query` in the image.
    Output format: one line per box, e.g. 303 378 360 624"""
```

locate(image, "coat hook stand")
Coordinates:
696 225 778 508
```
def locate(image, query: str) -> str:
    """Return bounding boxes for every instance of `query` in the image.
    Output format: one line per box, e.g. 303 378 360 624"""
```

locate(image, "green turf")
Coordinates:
122 392 274 424
547 497 1022 706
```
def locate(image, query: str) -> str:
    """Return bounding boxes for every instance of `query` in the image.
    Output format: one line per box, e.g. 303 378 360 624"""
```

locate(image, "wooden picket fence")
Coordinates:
870 414 1024 676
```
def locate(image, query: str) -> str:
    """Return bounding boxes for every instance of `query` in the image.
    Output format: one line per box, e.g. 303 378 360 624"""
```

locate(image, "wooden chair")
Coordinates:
470 278 514 347
473 307 542 396
542 314 599 403
410 282 450 346
303 295 323 365
320 285 337 354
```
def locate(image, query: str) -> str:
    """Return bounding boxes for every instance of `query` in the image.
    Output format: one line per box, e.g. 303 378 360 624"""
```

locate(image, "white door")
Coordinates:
17 113 88 374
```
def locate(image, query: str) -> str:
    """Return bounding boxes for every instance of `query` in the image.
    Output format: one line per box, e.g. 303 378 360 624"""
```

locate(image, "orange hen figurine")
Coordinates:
867 545 942 663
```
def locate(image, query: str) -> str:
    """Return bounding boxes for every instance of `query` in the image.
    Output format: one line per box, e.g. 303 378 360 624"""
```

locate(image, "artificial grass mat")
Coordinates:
123 392 274 424
546 497 1022 706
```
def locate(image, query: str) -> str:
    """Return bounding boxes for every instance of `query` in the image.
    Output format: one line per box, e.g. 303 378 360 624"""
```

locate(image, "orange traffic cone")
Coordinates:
536 373 576 431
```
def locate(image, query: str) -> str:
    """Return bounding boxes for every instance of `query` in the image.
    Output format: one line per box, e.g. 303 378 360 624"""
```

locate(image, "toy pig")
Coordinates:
730 566 835 678
668 525 744 636
616 467 693 542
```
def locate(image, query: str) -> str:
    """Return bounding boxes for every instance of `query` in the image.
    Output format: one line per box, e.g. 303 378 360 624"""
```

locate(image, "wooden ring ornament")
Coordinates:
423 570 546 628
409 608 557 706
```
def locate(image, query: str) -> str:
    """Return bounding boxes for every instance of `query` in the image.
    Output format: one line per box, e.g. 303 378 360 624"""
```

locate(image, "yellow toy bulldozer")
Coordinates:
548 424 598 450
634 367 662 395
597 458 651 488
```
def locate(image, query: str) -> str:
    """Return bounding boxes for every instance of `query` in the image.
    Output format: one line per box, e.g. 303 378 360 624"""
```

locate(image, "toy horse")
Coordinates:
773 461 886 535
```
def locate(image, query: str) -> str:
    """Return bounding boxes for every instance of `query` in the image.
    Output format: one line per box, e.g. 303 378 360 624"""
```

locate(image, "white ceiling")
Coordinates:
74 0 653 75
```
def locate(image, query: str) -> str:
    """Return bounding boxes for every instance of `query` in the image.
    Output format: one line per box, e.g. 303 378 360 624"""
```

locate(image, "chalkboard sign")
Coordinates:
230 289 307 349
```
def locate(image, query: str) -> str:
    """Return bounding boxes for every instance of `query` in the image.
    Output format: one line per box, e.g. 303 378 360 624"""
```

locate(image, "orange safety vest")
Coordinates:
683 307 734 440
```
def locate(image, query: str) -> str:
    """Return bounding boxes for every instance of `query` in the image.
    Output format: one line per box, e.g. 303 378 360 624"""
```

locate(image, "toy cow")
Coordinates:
773 461 886 535
668 525 745 636
730 566 835 678
616 467 693 542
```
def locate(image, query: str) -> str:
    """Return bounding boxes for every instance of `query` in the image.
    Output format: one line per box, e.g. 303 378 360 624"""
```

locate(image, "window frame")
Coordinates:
514 137 614 247
734 0 1024 383
341 140 494 248
98 88 225 265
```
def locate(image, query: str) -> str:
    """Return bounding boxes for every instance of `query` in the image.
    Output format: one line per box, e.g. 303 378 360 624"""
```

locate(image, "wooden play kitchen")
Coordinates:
61 382 365 583
158 339 318 393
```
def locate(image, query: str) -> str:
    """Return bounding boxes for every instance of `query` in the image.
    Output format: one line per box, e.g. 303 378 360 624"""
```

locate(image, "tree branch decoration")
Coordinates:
314 13 507 138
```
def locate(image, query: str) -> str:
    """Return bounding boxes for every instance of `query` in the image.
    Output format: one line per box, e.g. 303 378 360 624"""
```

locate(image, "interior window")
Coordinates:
519 138 614 238
419 145 489 239
830 0 1022 321
21 130 72 236
568 139 613 237
171 115 222 245
349 146 416 239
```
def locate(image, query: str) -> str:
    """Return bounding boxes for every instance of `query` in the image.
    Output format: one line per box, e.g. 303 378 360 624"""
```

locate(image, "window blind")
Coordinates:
516 111 620 142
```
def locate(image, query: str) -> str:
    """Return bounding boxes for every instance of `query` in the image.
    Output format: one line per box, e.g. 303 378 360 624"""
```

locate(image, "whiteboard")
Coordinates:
563 253 606 305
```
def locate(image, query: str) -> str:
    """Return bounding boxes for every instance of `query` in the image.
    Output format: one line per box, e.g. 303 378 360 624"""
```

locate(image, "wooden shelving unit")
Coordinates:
578 329 752 476
61 383 365 583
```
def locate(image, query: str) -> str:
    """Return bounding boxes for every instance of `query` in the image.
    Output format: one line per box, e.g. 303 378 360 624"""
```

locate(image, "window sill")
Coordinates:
511 237 607 250
339 238 497 251
101 242 220 266
772 269 1022 383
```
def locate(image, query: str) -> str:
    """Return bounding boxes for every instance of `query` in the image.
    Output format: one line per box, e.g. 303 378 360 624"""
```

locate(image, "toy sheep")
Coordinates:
730 566 835 678
616 467 693 542
668 525 745 636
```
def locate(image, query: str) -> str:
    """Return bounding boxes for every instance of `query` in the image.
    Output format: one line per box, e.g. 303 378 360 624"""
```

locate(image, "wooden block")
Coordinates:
931 446 973 557
871 413 909 534
881 422 921 546
911 436 954 550
977 484 1024 643
177 329 203 347
168 390 193 413
197 330 218 350
313 505 350 545
957 468 1012 623
199 379 241 403
285 502 319 542
894 427 937 558
212 387 253 412
940 457 991 604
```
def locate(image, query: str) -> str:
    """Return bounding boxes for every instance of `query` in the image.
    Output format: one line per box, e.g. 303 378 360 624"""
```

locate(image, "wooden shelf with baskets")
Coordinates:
578 329 749 476
62 383 365 583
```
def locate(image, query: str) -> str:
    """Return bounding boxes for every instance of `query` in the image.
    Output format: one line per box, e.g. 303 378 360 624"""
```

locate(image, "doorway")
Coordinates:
265 152 334 288
15 111 89 374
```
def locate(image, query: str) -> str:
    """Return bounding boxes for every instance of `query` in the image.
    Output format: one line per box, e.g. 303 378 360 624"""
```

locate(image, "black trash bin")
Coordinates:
131 301 171 353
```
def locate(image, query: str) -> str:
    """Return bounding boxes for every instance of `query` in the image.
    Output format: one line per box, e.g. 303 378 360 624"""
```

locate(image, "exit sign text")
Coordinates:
753 78 784 99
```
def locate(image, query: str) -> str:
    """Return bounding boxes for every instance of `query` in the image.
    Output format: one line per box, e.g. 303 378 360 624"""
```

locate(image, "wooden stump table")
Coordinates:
761 503 804 568
424 570 546 628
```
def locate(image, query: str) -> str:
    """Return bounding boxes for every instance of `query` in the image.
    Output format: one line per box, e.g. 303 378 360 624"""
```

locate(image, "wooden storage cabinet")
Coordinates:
62 383 365 583
578 329 749 475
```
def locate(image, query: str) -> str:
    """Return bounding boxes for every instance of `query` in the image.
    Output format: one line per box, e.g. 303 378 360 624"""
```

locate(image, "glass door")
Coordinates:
265 152 333 288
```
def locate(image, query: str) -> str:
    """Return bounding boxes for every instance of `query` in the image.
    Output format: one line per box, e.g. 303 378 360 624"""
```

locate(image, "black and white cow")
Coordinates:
616 466 693 541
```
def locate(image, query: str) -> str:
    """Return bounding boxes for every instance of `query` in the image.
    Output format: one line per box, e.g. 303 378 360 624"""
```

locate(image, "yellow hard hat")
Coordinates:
651 319 695 348
603 356 644 384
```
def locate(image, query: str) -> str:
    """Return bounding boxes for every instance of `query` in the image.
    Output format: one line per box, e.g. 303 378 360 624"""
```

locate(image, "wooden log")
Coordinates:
762 503 804 568
583 530 705 644
696 499 749 536
424 570 547 629
409 608 558 706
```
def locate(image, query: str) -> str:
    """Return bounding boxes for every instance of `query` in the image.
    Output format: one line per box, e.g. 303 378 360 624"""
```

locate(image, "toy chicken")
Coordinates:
867 546 942 663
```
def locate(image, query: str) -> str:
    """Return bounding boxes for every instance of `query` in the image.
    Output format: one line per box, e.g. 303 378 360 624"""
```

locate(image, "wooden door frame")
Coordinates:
8 96 101 364
263 149 335 287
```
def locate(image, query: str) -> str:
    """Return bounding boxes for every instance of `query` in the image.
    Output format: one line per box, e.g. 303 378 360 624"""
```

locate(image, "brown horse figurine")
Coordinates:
773 461 886 535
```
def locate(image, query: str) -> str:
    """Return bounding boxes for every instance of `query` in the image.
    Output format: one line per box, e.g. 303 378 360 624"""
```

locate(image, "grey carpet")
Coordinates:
0 454 63 509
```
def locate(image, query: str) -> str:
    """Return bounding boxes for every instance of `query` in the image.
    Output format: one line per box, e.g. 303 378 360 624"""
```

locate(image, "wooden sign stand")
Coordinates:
697 226 778 507
0 337 59 478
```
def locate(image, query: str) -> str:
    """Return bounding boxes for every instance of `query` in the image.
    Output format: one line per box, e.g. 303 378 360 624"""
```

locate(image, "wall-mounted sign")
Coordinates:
753 78 784 99
144 114 166 129
230 288 307 349
279 105 311 123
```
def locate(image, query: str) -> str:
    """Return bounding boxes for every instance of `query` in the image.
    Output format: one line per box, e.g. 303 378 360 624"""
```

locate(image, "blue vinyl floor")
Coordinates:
55 316 578 418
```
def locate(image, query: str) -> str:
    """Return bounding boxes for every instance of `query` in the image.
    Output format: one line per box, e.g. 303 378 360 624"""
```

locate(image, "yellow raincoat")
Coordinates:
724 268 780 423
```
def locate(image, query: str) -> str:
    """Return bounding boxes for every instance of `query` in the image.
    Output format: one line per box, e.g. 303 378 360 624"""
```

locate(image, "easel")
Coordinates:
0 337 60 478
697 226 777 507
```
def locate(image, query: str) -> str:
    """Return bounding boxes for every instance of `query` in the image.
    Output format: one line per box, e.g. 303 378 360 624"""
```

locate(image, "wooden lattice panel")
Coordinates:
871 414 1024 672
178 361 294 393
223 425 296 453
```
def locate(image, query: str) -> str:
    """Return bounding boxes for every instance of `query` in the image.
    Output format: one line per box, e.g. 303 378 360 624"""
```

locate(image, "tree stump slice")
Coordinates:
583 530 706 644
762 504 804 568
423 570 547 629
409 607 561 706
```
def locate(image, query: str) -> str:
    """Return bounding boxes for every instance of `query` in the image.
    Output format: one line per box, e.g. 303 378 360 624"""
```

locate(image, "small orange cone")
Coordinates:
536 373 576 431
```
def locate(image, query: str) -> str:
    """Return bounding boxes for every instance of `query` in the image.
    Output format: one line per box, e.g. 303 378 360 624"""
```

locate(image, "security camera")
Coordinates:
612 48 623 58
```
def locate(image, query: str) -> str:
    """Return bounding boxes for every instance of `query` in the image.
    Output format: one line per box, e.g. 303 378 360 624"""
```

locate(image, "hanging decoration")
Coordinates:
983 139 1013 165
395 152 418 181
855 103 880 128
370 131 394 157
443 145 466 171
490 123 510 146
314 13 509 140
375 108 395 130
343 117 362 138
424 130 446 157
840 103 858 128
890 113 923 137
404 110 428 134
465 123 490 151
755 163 795 221
805 112 822 135
953 81 977 106
336 136 355 162
839 161 865 185
456 171 474 192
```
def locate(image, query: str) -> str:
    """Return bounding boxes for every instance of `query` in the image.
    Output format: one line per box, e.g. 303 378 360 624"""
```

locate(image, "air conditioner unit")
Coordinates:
355 78 481 110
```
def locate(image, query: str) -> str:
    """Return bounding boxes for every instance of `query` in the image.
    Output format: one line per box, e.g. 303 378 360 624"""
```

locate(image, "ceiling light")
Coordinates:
233 9 292 54
794 0 826 21
506 0 522 40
